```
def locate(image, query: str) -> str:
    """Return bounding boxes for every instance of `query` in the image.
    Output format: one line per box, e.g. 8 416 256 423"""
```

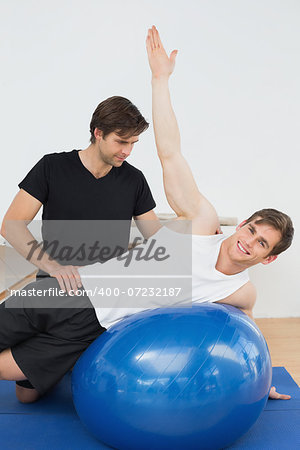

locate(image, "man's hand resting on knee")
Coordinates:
48 263 82 295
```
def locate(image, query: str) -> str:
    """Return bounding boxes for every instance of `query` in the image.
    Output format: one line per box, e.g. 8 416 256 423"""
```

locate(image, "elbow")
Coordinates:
157 147 180 160
244 309 254 320
0 217 15 240
0 220 6 239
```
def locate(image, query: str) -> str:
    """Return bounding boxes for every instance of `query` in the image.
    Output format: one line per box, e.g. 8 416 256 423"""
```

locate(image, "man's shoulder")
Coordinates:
38 151 78 172
121 161 143 176
118 161 149 184
43 150 77 163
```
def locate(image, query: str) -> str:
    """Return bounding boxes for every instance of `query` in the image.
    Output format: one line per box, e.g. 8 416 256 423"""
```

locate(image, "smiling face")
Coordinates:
225 218 282 268
95 130 139 167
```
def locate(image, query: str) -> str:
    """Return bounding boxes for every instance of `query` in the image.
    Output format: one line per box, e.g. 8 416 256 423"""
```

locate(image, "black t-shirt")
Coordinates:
19 150 156 267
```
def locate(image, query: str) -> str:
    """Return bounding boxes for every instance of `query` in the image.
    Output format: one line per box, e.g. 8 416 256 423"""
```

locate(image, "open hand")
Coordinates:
146 25 178 79
269 385 291 400
49 264 82 295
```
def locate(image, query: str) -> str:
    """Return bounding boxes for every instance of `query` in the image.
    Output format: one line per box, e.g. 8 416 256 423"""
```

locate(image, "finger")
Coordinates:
68 272 79 294
269 386 278 397
278 394 291 400
170 49 178 64
62 275 72 296
55 274 66 293
148 27 155 50
72 267 82 288
153 25 164 50
269 386 278 399
152 25 160 48
269 386 291 400
146 34 152 56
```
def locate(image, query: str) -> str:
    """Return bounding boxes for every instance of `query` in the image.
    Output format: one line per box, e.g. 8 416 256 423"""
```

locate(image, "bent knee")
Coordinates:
15 385 41 403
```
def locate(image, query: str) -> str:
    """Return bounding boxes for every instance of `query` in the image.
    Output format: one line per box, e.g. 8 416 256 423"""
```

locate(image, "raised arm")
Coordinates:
146 26 219 235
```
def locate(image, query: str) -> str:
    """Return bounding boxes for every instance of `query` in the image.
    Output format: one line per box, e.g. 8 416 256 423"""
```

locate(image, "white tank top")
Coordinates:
79 226 249 329
191 232 249 303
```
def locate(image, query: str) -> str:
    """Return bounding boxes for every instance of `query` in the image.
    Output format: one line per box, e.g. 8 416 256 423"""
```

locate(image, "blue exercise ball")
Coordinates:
72 304 271 449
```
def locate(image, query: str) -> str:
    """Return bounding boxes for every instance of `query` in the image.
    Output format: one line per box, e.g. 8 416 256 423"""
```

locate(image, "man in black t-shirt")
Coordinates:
0 96 160 402
2 95 159 292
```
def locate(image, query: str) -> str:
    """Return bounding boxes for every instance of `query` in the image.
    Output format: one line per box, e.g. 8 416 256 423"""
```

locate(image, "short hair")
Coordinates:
244 208 294 256
89 96 149 143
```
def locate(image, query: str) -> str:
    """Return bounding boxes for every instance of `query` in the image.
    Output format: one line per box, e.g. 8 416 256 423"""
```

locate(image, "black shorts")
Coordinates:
0 277 106 395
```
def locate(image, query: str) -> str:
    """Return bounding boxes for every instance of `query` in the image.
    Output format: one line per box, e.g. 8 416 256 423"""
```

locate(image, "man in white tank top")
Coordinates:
143 26 294 400
78 26 294 400
146 25 293 319
84 26 293 329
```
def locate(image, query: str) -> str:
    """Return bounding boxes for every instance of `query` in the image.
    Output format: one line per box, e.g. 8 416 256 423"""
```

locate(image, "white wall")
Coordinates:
0 0 299 317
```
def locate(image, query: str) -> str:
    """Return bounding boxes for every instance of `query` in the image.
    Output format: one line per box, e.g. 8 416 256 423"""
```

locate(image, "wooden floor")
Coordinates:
256 318 300 386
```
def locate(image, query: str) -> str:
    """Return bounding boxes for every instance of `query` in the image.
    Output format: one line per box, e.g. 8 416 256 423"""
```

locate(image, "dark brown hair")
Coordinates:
244 208 294 256
89 96 149 143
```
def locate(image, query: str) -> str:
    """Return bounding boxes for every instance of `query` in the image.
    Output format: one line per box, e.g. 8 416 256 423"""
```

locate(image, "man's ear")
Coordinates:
236 220 247 231
261 255 278 265
94 128 103 140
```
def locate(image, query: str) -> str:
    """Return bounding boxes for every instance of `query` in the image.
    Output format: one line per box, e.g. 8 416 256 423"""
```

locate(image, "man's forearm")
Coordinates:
2 221 61 274
152 77 181 160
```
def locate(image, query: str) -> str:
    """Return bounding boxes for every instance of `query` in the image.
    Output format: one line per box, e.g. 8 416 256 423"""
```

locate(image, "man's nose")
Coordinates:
247 237 256 248
121 146 132 156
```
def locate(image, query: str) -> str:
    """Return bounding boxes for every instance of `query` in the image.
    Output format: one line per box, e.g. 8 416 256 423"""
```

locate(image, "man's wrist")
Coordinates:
40 258 61 274
151 75 170 84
